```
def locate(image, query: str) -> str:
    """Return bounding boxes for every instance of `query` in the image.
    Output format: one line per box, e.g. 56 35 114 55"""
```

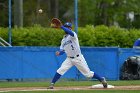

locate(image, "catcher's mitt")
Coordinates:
50 18 62 28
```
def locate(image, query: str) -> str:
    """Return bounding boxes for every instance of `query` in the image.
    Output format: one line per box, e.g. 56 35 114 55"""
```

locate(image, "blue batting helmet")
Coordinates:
64 22 72 28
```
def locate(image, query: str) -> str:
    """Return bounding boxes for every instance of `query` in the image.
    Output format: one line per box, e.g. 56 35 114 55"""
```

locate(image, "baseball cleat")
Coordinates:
47 83 54 89
101 77 108 88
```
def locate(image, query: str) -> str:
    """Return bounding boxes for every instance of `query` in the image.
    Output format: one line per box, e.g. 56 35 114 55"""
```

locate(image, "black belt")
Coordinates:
69 54 79 59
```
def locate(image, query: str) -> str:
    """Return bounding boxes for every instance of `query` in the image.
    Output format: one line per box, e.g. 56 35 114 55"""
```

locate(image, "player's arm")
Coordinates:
56 40 65 56
61 26 74 37
56 50 65 56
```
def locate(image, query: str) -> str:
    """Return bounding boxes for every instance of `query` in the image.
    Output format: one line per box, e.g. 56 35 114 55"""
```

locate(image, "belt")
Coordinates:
69 54 79 59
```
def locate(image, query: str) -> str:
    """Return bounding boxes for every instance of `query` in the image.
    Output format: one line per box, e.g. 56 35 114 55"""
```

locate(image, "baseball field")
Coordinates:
0 80 139 93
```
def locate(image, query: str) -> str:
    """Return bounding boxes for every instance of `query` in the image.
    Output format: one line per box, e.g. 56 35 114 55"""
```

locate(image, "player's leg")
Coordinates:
48 58 73 89
92 73 108 88
48 72 61 89
73 54 108 88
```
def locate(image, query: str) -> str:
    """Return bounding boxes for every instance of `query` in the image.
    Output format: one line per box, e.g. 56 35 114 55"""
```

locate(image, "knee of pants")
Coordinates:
85 74 93 78
84 71 94 78
57 68 67 75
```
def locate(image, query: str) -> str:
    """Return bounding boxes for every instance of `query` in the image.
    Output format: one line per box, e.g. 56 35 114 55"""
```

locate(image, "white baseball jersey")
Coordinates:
57 31 94 78
60 32 81 57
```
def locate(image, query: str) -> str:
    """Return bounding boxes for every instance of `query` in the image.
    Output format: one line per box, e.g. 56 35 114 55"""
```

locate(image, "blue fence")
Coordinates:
0 47 140 80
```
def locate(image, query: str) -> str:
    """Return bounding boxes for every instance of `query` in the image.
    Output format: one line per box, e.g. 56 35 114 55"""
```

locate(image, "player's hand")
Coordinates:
55 51 60 56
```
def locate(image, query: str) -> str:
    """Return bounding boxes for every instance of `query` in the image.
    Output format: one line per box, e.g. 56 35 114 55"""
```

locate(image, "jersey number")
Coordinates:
71 45 74 50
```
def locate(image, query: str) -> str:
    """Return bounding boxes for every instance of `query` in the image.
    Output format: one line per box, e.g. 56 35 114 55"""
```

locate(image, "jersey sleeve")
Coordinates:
59 50 65 55
72 32 78 39
60 38 64 50
58 38 65 55
61 26 74 36
60 43 63 50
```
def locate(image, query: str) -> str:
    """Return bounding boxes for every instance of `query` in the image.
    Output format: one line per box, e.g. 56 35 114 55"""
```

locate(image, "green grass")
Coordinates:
0 80 140 88
7 90 140 93
0 80 139 93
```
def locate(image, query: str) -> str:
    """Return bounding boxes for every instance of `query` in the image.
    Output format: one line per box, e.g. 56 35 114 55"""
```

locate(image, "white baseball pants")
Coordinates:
57 54 94 78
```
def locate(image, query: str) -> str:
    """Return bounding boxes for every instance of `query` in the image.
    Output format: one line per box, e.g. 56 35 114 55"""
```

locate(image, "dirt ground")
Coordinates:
0 86 140 92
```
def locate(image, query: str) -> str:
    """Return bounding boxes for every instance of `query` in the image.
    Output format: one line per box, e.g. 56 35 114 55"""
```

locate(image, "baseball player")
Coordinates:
48 22 108 89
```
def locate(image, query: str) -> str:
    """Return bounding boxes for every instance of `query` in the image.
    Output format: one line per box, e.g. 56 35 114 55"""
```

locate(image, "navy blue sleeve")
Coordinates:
59 50 65 55
61 26 74 37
